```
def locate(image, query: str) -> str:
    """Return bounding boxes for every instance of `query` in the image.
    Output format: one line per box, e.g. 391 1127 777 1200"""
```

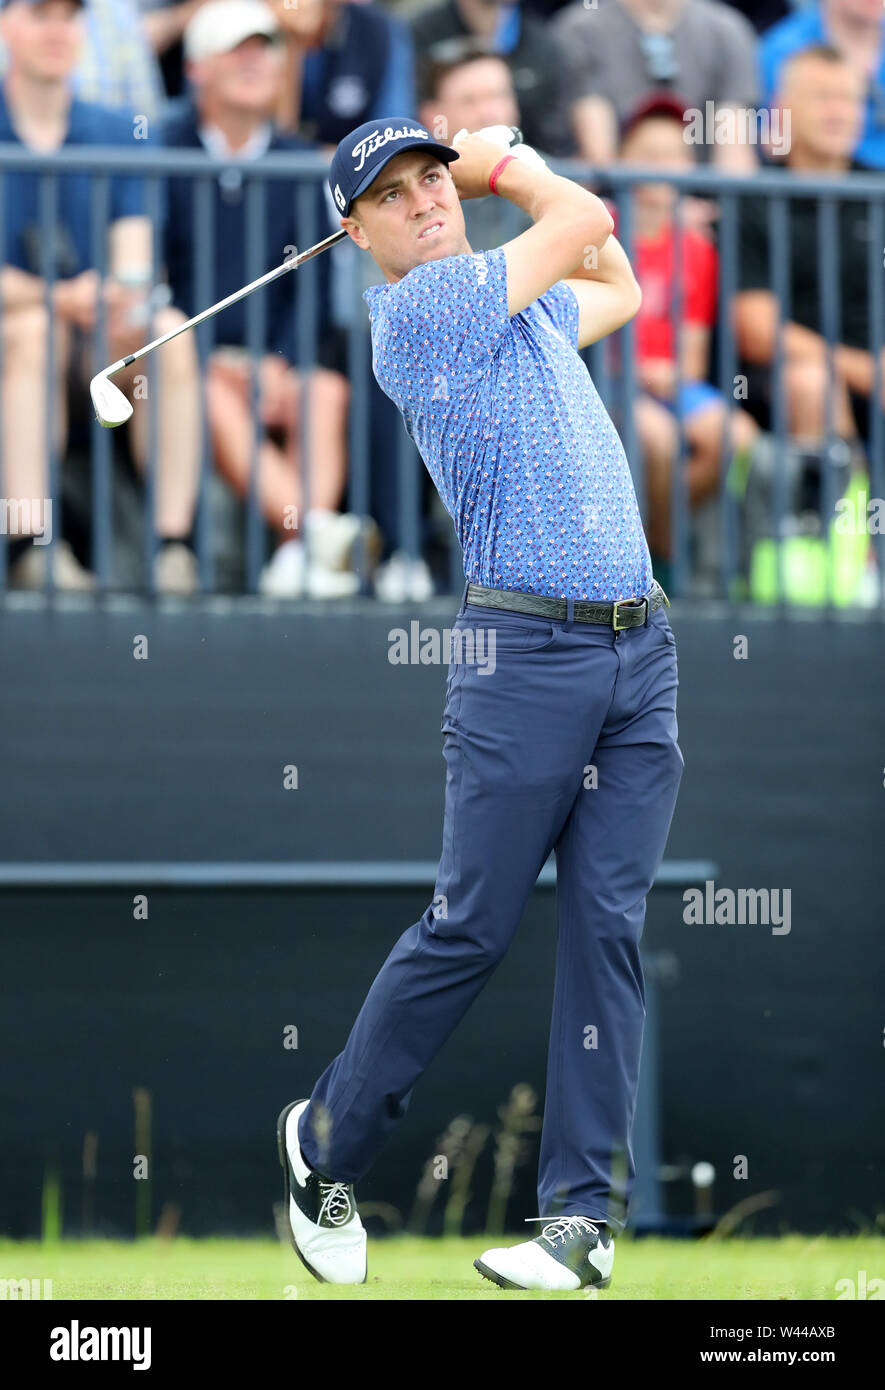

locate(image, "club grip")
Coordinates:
507 127 524 147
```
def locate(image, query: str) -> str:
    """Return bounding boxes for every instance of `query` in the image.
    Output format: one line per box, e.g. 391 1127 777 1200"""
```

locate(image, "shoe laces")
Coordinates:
525 1214 601 1248
318 1179 353 1226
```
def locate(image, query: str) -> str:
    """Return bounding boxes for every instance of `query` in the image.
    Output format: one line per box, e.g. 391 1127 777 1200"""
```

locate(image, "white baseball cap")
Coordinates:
184 0 279 62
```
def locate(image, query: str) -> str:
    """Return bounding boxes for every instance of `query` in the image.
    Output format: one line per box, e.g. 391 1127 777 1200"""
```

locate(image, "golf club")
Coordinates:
89 227 348 428
90 126 524 429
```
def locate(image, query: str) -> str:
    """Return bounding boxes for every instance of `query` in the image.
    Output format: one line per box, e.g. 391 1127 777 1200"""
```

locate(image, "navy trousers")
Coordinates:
298 588 683 1234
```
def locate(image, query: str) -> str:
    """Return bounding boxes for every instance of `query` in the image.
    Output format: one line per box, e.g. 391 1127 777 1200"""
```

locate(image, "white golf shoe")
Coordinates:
475 1215 614 1291
276 1099 367 1284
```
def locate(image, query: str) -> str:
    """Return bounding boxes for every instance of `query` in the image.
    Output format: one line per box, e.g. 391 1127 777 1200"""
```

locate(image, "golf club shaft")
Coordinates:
102 227 348 381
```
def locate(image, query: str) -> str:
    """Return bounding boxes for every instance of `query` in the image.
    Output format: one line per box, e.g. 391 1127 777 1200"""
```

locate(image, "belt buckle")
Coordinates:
612 596 646 630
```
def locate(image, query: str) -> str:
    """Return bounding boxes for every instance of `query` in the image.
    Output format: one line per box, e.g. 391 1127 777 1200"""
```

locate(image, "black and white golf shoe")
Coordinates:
276 1099 367 1284
474 1215 615 1291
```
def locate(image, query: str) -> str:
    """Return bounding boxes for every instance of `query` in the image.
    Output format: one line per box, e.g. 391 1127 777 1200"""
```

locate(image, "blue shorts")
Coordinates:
667 381 724 420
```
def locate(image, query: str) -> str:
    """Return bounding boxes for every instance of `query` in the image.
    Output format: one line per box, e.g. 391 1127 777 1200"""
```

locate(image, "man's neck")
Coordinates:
385 240 474 284
198 102 269 153
4 69 71 145
825 0 884 75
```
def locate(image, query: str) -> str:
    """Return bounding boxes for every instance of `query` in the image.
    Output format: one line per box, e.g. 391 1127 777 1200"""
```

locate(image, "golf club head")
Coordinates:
90 371 133 428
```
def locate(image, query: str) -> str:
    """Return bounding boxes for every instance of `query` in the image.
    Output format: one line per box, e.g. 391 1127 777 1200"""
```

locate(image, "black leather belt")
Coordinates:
465 579 669 630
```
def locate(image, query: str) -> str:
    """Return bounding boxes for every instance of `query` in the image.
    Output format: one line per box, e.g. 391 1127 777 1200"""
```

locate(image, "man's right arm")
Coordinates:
450 134 614 317
498 161 615 317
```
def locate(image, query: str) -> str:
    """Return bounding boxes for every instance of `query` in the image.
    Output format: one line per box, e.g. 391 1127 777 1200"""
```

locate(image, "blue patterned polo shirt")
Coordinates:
363 244 652 602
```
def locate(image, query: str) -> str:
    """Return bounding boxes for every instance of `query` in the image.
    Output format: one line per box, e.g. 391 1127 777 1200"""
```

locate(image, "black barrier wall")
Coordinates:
1 604 883 1237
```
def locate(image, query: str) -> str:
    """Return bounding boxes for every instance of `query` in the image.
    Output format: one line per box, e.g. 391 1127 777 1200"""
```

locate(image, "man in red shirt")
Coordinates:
620 97 758 571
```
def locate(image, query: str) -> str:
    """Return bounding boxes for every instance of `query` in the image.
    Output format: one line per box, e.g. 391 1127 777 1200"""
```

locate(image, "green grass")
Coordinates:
1 1234 882 1300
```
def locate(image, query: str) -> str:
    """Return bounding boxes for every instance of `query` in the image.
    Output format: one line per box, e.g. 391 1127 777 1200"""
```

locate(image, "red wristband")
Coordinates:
488 154 516 195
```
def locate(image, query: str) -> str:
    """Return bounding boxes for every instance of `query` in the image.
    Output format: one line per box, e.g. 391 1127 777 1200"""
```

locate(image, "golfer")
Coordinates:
277 118 684 1292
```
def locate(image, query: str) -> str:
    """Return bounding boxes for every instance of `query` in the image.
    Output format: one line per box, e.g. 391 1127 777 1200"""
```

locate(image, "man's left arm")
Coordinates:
564 234 641 348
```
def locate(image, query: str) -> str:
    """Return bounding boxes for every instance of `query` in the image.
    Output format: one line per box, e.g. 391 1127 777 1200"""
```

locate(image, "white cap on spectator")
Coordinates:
184 0 279 63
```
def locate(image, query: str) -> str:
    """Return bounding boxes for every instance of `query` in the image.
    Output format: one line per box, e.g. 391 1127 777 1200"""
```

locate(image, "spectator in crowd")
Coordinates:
418 37 518 142
74 0 166 116
617 96 758 573
0 0 201 592
269 0 416 150
166 0 356 597
417 40 531 247
0 0 166 117
735 46 879 457
410 0 572 156
759 0 885 170
550 0 761 171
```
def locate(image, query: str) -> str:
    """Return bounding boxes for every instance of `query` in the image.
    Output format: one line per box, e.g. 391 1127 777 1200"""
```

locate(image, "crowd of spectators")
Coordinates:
0 0 881 601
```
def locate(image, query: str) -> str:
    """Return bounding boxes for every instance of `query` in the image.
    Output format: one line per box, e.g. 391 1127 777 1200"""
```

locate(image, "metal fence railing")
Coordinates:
0 144 881 611
586 163 885 613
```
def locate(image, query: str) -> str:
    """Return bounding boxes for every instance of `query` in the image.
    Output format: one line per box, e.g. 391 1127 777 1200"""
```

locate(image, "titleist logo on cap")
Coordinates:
352 125 429 172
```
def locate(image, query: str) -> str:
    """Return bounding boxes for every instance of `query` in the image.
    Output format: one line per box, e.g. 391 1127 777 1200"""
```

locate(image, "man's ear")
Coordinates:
341 214 370 250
